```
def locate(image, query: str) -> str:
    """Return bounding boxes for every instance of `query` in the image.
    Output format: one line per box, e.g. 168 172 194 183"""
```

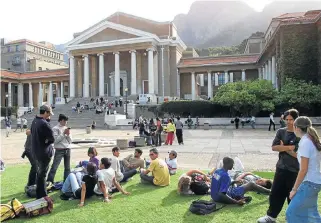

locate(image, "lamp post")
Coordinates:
5 94 8 118
125 88 128 118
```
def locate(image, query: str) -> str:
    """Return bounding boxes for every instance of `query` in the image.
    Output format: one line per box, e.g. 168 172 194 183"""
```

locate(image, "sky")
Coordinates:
0 0 274 44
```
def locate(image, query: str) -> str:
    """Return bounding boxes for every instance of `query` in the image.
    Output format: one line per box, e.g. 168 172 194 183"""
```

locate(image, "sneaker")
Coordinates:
257 215 276 223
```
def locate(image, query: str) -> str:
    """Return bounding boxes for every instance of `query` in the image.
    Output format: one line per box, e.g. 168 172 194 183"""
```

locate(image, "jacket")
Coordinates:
52 124 72 149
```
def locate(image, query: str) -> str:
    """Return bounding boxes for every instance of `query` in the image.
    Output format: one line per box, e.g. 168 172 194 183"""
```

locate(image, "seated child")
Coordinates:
61 162 97 206
178 169 210 195
75 147 99 185
166 150 178 175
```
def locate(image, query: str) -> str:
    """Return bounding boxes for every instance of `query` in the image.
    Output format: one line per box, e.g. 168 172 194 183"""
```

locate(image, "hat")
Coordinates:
168 150 177 157
40 105 54 115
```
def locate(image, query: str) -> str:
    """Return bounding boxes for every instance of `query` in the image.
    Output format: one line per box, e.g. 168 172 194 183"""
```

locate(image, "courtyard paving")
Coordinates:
1 128 307 171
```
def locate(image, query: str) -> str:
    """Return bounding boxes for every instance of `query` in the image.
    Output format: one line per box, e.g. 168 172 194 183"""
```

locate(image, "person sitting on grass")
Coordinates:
178 169 210 195
60 162 97 207
211 157 270 206
140 148 170 186
94 158 130 202
166 150 178 175
121 149 145 172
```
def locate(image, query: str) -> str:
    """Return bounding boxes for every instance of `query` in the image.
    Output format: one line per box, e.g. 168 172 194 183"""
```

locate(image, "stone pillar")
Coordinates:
48 81 53 105
224 71 229 84
241 69 246 81
230 72 234 82
28 82 33 108
69 56 75 97
18 83 23 107
258 68 262 79
77 57 83 97
130 50 137 95
60 82 64 98
83 55 89 97
262 66 265 79
91 55 97 97
207 71 212 99
177 69 180 98
98 53 105 97
268 59 272 81
114 52 120 97
147 48 154 94
8 82 12 107
200 74 204 87
265 63 268 80
191 72 196 100
38 82 43 107
214 73 219 86
271 56 276 87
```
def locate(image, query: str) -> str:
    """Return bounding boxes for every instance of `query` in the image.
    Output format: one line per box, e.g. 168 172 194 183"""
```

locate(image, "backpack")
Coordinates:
189 200 225 215
190 181 209 195
23 197 53 217
25 183 53 198
0 198 24 221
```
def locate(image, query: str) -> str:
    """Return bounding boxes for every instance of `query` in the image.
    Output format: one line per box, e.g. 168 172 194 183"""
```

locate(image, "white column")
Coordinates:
191 72 196 100
268 59 271 81
83 55 89 97
48 81 53 105
98 53 105 97
28 82 33 108
262 66 265 79
230 72 234 82
207 71 212 99
69 56 75 98
147 48 154 94
60 82 64 98
271 56 276 87
258 68 262 79
18 83 23 107
224 71 229 84
241 69 246 81
114 52 120 97
38 82 43 106
200 74 204 87
8 82 12 107
177 69 180 98
214 73 219 86
265 63 268 80
130 50 137 95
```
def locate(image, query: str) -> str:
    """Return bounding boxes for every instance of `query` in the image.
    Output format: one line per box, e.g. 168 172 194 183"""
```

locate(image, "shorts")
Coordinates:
227 186 245 200
23 125 27 129
17 124 21 128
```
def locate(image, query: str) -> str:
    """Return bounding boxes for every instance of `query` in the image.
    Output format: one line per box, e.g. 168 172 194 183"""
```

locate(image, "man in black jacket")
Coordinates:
22 129 37 187
30 105 55 199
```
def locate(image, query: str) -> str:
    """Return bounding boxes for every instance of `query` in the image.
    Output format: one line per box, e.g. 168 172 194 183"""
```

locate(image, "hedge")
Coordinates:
1 107 13 117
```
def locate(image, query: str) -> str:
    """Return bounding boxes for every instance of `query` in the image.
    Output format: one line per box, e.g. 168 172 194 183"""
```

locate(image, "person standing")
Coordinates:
258 109 300 223
175 117 184 145
30 105 55 199
286 116 321 222
155 118 163 146
14 116 22 132
269 112 276 131
4 116 12 137
234 116 240 129
47 114 72 184
279 114 286 128
165 119 176 145
22 129 37 187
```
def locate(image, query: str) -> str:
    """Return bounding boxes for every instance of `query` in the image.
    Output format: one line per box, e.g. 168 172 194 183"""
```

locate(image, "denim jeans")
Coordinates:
120 169 138 183
25 152 37 186
35 157 51 199
286 181 321 223
61 173 80 195
47 149 71 183
140 172 155 185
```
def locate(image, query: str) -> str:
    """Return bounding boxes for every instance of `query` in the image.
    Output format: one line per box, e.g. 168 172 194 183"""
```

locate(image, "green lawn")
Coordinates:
1 166 295 223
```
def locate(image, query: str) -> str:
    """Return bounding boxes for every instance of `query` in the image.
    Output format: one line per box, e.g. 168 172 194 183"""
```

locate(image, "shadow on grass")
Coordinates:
161 190 205 207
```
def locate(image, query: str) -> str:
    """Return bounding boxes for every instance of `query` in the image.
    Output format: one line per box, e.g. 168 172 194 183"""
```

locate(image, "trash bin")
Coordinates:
117 139 128 150
204 123 210 130
86 126 92 134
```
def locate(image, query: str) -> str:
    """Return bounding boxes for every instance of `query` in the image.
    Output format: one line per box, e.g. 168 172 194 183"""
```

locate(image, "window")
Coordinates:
38 67 42 71
218 73 225 85
7 46 10 52
15 45 19 51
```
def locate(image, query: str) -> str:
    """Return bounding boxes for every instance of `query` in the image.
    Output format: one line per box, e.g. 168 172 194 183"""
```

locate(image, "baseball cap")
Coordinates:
168 150 177 157
40 105 54 115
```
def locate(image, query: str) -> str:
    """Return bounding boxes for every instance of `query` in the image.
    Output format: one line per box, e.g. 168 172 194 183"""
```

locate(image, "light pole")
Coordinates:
125 88 128 118
5 94 8 118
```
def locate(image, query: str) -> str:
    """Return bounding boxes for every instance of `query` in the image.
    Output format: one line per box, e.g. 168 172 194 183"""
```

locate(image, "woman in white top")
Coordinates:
286 116 321 222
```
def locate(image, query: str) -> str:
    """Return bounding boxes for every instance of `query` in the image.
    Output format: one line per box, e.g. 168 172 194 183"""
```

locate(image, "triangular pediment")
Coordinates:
80 28 139 44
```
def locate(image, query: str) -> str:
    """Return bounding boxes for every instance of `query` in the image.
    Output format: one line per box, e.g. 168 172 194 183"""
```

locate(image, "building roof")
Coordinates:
4 39 57 50
178 54 259 68
1 68 69 80
273 10 321 23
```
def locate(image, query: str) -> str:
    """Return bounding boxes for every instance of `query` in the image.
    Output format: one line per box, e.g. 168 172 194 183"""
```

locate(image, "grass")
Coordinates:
1 166 299 223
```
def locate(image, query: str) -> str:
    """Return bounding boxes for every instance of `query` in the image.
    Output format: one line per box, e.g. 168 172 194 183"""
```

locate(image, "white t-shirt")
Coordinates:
17 118 21 125
22 119 27 125
166 158 178 174
94 168 115 195
110 156 124 182
297 134 321 184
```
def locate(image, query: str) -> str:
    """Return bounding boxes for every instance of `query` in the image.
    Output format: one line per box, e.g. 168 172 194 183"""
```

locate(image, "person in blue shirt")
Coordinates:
211 157 270 205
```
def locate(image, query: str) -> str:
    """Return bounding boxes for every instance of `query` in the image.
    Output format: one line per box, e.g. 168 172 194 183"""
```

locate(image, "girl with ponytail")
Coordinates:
286 116 321 222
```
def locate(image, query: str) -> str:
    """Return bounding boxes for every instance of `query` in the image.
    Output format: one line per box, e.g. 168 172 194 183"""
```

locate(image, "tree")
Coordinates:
213 80 277 115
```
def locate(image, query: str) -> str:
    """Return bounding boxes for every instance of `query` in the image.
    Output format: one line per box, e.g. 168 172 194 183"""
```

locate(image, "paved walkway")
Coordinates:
1 128 307 171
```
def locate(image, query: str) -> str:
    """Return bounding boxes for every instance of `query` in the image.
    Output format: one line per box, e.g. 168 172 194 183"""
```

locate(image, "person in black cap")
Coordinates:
47 114 72 184
30 104 55 199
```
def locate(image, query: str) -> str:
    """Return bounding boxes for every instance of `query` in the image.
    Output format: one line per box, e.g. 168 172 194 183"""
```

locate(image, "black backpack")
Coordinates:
190 181 209 195
189 200 225 215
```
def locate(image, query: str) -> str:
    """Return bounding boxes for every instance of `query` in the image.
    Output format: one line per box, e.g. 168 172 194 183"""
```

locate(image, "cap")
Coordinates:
40 105 54 115
168 150 177 157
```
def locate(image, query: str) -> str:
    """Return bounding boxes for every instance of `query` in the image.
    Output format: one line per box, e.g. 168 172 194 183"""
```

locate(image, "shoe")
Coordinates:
257 215 276 223
243 196 252 203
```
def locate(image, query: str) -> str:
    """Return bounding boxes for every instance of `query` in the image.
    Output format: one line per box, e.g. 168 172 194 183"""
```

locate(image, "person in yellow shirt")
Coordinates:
165 119 176 145
140 148 170 186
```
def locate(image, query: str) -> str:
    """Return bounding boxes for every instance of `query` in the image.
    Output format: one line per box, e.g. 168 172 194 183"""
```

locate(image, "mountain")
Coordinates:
174 1 321 48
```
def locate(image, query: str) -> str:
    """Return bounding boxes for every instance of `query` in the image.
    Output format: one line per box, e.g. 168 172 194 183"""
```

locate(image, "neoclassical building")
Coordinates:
65 12 186 100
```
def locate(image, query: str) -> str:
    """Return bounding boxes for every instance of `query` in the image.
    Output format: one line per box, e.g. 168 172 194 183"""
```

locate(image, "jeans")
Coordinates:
26 152 37 186
140 172 155 185
176 129 183 144
250 121 255 129
47 149 71 183
120 169 138 183
267 168 298 218
154 132 162 146
269 120 276 131
61 173 80 195
35 157 51 199
286 181 321 223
